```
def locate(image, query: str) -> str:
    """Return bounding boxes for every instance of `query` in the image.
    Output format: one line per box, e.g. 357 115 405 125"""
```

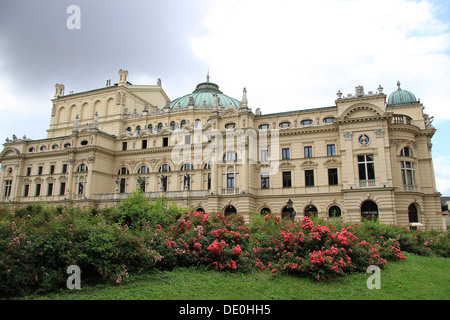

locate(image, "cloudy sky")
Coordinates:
0 0 449 195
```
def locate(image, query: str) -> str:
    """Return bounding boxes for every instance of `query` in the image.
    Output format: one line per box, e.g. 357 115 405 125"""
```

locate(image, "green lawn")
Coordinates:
22 252 449 300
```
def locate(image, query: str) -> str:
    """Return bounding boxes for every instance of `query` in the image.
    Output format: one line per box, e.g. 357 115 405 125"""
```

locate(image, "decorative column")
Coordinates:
86 156 95 197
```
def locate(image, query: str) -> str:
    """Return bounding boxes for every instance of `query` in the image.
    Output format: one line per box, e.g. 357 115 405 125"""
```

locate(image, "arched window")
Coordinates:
258 124 270 130
194 119 202 128
138 166 150 174
323 117 334 124
159 164 171 172
180 120 186 129
181 163 194 171
279 121 291 128
156 123 163 132
118 167 129 175
204 162 211 169
52 144 59 150
301 119 313 126
400 147 412 157
408 203 419 223
361 201 378 221
77 163 88 172
225 123 236 129
148 124 153 133
136 126 141 135
195 207 205 213
260 207 271 215
328 205 341 218
170 121 176 131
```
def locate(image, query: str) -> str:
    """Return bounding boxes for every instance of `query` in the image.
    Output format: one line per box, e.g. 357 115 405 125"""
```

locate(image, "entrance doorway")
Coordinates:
224 205 237 217
361 201 378 221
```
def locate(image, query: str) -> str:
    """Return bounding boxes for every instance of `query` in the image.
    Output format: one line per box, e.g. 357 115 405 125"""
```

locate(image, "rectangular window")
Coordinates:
327 144 336 156
26 167 31 176
207 172 211 190
60 182 66 196
35 184 41 197
119 178 126 193
261 173 270 189
38 166 43 175
282 171 292 188
62 164 67 173
138 177 146 192
358 154 375 181
227 173 235 188
328 168 338 185
142 140 147 149
304 146 313 158
24 184 30 197
260 149 269 162
160 176 167 192
47 183 53 196
401 161 415 186
184 135 191 145
122 142 127 151
305 170 314 186
162 137 169 147
282 148 290 160
50 165 55 175
4 180 12 197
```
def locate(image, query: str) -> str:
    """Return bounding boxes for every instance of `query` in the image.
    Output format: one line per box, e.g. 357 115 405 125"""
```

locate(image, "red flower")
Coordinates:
232 244 243 257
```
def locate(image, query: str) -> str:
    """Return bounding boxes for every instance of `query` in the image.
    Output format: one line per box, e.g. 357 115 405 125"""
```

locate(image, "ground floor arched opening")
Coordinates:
224 205 237 217
281 206 294 220
361 200 378 221
304 205 318 218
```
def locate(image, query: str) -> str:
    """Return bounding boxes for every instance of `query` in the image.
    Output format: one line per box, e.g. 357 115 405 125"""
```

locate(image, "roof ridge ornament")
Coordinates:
397 80 401 91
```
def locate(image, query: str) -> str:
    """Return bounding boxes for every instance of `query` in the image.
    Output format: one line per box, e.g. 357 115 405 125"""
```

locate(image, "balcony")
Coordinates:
359 180 376 188
403 185 418 192
221 187 240 195
392 114 412 125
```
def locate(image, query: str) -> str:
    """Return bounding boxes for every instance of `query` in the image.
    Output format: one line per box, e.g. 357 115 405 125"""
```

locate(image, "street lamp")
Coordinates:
287 198 293 208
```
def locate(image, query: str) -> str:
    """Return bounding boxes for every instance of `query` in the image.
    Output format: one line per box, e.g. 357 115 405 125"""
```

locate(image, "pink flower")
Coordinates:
232 244 243 257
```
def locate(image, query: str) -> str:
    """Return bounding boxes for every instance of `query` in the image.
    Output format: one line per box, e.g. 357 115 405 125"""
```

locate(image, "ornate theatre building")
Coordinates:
0 69 443 229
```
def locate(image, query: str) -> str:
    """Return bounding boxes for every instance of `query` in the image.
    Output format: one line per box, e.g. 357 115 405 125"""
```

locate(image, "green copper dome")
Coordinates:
387 81 419 107
165 74 240 110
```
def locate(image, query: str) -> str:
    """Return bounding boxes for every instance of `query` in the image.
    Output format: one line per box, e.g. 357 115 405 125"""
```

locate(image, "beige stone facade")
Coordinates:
0 70 443 229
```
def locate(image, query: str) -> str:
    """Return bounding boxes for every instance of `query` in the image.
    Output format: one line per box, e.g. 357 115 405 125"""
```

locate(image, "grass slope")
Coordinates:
24 252 449 300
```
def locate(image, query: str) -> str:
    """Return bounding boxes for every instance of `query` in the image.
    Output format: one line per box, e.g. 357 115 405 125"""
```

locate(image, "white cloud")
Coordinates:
434 156 450 196
191 0 450 117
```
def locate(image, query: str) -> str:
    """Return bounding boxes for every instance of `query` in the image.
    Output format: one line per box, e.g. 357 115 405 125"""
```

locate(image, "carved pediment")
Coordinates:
323 158 341 167
300 159 318 168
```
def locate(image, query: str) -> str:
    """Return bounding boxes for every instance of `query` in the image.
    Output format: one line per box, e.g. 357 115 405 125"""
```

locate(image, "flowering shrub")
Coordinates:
1 201 447 298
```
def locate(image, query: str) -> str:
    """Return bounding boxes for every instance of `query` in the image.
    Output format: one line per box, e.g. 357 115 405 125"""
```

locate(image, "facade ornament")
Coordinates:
54 83 65 98
375 128 384 138
239 87 248 111
343 131 353 141
336 90 342 99
377 84 383 94
157 78 161 86
355 85 364 97
73 115 79 133
92 112 99 130
118 69 128 85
